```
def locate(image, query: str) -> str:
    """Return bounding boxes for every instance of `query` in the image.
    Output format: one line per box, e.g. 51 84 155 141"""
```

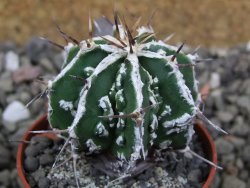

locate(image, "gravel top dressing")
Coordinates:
24 134 208 188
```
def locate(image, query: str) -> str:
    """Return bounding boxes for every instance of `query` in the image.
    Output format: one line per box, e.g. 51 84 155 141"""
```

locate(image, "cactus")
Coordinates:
46 15 221 170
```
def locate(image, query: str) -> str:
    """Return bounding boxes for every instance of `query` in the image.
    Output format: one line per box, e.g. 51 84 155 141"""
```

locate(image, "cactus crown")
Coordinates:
47 15 200 166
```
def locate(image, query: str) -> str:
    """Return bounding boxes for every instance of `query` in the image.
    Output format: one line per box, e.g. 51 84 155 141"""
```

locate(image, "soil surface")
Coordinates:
24 134 209 188
1 0 250 47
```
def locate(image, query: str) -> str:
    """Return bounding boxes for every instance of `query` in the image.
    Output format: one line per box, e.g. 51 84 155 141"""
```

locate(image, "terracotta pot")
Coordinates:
17 115 217 188
16 115 54 188
194 121 217 188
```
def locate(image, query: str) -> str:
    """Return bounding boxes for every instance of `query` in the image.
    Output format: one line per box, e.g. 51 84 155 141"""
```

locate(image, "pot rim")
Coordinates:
16 115 217 188
16 114 49 188
195 120 218 188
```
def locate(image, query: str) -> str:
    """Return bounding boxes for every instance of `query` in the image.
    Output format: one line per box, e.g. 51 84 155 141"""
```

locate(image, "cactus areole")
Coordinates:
47 21 201 169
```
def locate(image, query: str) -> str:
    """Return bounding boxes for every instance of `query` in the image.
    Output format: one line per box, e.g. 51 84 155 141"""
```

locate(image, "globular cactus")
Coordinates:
47 16 203 165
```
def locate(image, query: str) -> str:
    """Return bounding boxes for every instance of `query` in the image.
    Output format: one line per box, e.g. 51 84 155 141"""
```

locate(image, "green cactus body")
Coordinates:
47 25 199 163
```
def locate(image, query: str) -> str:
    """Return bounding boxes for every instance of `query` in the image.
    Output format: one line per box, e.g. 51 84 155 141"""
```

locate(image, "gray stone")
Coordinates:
0 41 16 52
221 154 235 166
242 146 250 165
9 126 29 157
227 79 242 94
231 124 250 137
26 176 36 187
19 91 31 104
0 145 11 170
227 105 238 117
215 138 234 155
0 89 6 106
9 126 28 143
4 51 19 71
2 122 17 133
24 156 39 172
235 115 245 125
44 148 54 155
32 168 46 181
239 170 249 181
0 53 4 73
10 169 20 188
0 169 10 186
187 169 202 183
25 37 54 63
210 47 228 57
234 59 250 79
236 158 244 169
217 111 234 123
0 71 13 92
222 175 246 188
246 42 250 51
25 144 41 157
211 89 225 110
197 71 210 86
228 136 245 149
16 119 35 133
12 65 42 84
58 181 67 188
30 81 43 96
20 55 31 67
38 177 50 188
10 169 17 181
0 133 5 143
230 117 250 137
30 97 46 115
40 58 56 73
16 84 30 92
247 179 250 188
154 167 164 177
6 94 19 104
52 53 64 71
241 79 250 95
39 153 54 166
228 79 241 93
31 136 53 148
226 95 238 104
237 96 250 113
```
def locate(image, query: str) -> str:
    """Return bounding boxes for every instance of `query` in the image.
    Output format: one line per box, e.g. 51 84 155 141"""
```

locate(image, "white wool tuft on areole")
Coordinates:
86 139 101 153
116 135 124 146
158 105 172 121
98 95 114 118
59 100 73 111
96 122 109 137
163 113 193 128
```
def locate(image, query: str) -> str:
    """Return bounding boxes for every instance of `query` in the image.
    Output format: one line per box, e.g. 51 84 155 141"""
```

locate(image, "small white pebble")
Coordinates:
5 51 19 71
210 72 220 89
3 100 30 123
